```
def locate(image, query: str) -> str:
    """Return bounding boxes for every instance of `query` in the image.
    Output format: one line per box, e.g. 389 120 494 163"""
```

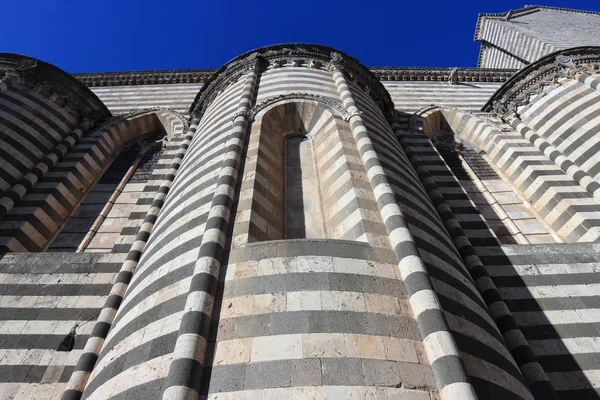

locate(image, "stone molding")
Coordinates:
0 53 110 122
73 68 214 87
72 65 516 87
369 66 514 83
482 46 600 114
91 107 190 138
187 44 395 121
248 93 348 121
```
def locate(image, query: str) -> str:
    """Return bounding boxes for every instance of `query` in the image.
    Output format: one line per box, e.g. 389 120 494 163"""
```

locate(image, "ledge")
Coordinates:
72 66 517 87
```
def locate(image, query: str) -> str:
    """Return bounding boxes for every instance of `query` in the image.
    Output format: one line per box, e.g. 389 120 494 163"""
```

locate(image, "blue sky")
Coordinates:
3 1 600 72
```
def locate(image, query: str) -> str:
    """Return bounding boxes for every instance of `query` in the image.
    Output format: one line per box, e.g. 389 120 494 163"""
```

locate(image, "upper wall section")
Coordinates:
89 84 202 115
475 6 600 69
189 43 394 121
0 53 110 201
483 46 600 115
73 65 515 120
480 46 600 242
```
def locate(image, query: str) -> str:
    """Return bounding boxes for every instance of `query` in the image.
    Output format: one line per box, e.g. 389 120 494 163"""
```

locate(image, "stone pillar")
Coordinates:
63 118 201 400
329 60 477 400
162 59 261 399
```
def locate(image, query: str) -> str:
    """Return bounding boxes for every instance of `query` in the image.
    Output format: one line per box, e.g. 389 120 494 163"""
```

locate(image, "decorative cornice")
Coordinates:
190 53 263 122
248 93 348 121
72 66 516 87
369 66 515 83
184 44 397 122
0 53 110 122
482 46 600 114
73 69 214 87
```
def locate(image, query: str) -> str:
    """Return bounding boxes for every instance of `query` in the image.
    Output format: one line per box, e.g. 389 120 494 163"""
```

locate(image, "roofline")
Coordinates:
0 52 110 120
482 45 600 113
73 66 517 87
474 5 600 41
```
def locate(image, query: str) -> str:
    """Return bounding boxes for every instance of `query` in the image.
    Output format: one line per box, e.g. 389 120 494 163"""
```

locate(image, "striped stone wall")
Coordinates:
77 79 247 399
403 129 556 245
349 85 534 399
10 43 599 400
518 75 600 187
204 240 434 399
254 67 339 102
0 83 82 198
478 20 550 70
0 110 186 252
479 44 527 70
48 138 186 254
100 138 187 254
480 243 600 399
73 49 463 399
89 84 202 115
476 7 600 69
86 78 502 125
383 81 501 117
416 108 600 242
0 252 125 400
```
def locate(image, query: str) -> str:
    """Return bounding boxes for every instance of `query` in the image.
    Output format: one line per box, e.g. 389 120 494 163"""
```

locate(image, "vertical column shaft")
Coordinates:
578 72 600 91
162 61 261 399
63 121 200 400
330 63 477 400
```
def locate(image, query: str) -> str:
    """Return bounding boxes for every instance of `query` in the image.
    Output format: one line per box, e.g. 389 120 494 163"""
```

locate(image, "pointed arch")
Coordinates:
231 99 387 246
0 109 187 252
411 105 600 242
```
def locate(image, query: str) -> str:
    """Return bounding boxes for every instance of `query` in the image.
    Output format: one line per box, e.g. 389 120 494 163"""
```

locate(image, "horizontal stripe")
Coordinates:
221 272 405 299
214 310 418 341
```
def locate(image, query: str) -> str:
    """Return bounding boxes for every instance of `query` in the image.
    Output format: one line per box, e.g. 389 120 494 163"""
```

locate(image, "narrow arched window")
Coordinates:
284 134 324 239
231 100 388 248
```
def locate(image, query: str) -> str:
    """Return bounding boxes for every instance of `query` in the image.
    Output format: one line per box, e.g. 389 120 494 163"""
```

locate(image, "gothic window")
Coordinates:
48 135 163 252
232 100 383 246
284 134 324 239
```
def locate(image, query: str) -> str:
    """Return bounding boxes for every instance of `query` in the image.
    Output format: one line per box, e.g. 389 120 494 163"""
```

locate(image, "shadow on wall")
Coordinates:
399 108 600 399
285 136 307 239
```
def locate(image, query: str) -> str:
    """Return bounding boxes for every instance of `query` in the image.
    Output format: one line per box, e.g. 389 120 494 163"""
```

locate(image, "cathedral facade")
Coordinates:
2 5 600 400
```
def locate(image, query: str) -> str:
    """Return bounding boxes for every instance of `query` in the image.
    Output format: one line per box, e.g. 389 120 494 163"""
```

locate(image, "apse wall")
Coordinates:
0 47 559 400
73 46 443 400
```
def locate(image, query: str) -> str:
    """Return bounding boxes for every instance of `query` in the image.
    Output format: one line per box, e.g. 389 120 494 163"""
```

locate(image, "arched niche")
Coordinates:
0 109 187 252
411 106 560 244
232 99 384 247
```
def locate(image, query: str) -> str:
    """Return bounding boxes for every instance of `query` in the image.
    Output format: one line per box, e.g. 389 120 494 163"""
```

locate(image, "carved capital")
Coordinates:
231 110 250 122
344 107 363 121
